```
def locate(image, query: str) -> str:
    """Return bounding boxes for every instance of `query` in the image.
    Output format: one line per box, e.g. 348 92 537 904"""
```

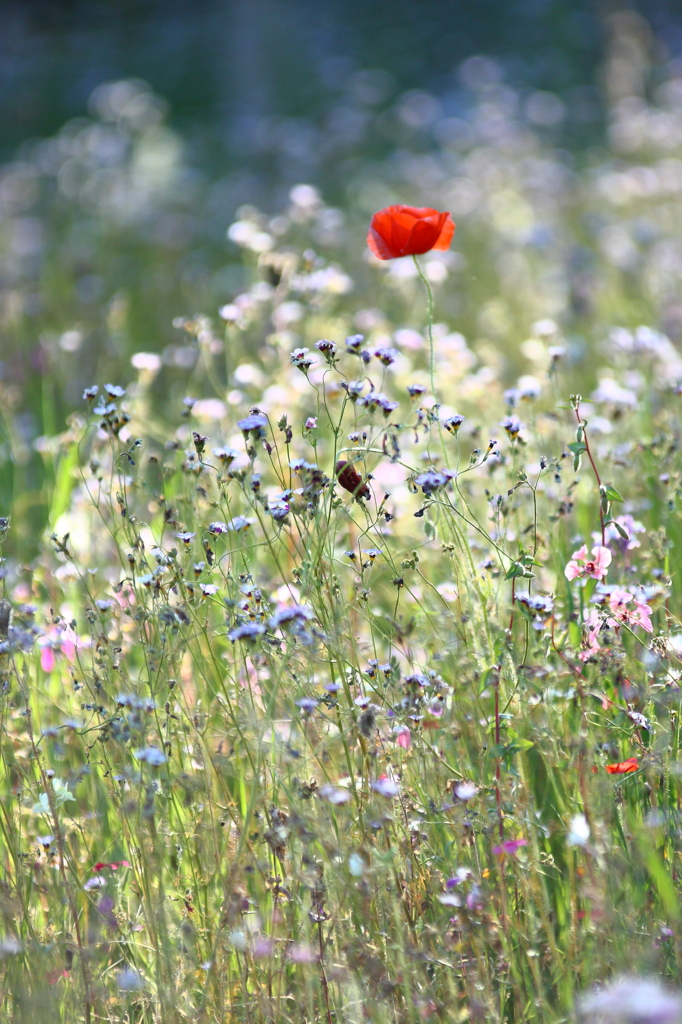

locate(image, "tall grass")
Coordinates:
0 286 681 1022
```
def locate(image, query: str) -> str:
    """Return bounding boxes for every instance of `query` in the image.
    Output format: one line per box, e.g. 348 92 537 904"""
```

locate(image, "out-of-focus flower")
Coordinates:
605 758 639 775
214 517 257 534
117 968 145 992
578 976 682 1024
228 623 265 643
131 352 162 373
565 545 612 581
591 378 638 408
133 746 167 766
493 838 527 856
454 781 478 802
596 515 646 552
318 784 352 805
371 774 400 798
415 468 455 495
367 205 455 260
393 725 411 749
268 605 313 629
358 390 398 416
567 813 590 847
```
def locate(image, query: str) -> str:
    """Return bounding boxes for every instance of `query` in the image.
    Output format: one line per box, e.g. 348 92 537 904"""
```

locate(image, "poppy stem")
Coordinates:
412 255 437 402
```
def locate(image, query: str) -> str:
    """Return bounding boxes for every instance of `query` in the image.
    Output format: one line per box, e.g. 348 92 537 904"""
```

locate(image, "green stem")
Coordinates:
413 255 436 403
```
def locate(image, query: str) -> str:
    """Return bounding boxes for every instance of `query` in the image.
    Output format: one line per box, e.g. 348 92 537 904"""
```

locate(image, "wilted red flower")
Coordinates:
367 205 455 260
93 860 131 872
335 460 371 500
605 757 639 775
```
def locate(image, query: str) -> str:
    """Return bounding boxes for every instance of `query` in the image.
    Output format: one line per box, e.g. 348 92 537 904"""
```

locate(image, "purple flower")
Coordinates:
373 346 399 366
228 623 266 643
268 604 313 629
314 339 337 363
290 348 316 372
444 414 465 434
318 784 352 805
578 976 682 1024
358 391 398 417
199 583 219 596
492 838 527 856
295 697 319 712
415 468 455 495
371 776 400 798
237 413 268 434
345 334 364 354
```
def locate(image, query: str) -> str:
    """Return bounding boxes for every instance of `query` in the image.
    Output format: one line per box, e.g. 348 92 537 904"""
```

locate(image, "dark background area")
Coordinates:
2 0 675 173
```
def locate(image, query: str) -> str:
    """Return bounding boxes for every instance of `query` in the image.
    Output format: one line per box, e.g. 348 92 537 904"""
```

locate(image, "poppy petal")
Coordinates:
406 214 445 256
605 757 639 774
432 213 456 251
367 222 400 259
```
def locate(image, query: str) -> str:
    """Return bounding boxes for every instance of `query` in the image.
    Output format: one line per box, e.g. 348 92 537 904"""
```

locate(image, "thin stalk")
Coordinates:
412 255 436 402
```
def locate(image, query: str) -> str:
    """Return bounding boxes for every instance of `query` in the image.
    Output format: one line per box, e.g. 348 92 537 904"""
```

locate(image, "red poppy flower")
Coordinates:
605 757 639 775
367 205 455 260
93 860 131 872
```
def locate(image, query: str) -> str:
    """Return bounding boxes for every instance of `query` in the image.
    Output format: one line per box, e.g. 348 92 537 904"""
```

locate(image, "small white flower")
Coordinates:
229 929 248 951
454 781 478 802
348 853 365 877
567 813 591 847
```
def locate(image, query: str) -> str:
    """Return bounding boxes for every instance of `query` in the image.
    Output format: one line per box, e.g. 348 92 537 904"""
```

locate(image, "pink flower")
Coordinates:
565 544 611 581
40 647 56 673
606 588 654 634
633 597 653 633
61 625 79 662
394 725 411 750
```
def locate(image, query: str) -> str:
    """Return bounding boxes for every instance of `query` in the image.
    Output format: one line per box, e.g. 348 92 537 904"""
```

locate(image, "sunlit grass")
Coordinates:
0 292 681 1023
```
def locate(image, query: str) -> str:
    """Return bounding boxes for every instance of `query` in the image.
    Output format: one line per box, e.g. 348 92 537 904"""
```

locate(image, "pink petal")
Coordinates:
41 648 56 673
395 726 411 750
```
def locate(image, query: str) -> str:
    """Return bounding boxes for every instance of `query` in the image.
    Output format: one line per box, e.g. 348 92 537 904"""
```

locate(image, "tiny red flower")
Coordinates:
605 757 639 775
367 205 455 260
47 968 71 984
93 860 131 872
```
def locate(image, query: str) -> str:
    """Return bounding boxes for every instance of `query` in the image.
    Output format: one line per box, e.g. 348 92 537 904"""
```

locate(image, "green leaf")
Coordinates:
605 518 629 540
602 485 623 503
568 621 581 649
48 441 80 528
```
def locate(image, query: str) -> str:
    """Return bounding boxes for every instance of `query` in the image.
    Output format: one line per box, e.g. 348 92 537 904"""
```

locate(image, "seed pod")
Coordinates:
335 460 370 500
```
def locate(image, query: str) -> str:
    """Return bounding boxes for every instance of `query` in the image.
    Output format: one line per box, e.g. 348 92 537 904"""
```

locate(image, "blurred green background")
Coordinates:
1 0 682 549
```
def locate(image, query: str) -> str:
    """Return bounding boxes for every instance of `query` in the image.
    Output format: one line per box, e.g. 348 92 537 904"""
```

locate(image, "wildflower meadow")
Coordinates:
4 47 682 1024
